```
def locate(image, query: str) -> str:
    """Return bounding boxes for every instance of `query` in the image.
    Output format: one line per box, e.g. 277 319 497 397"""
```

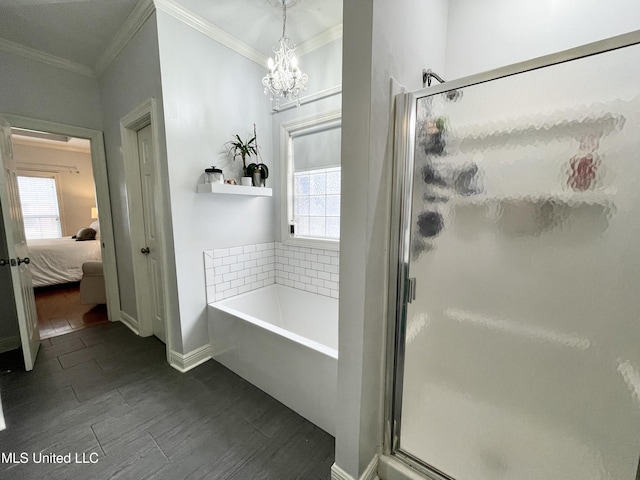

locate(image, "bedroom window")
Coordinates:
17 175 63 239
281 110 341 249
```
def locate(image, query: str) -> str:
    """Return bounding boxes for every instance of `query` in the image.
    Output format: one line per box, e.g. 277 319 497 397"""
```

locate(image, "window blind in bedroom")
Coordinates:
17 175 63 239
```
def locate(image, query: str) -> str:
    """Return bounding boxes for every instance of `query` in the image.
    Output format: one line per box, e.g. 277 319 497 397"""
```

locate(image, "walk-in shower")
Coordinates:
387 31 640 480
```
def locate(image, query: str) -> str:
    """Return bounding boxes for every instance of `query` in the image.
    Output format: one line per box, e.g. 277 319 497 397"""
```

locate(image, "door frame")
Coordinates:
1 113 121 324
120 98 171 358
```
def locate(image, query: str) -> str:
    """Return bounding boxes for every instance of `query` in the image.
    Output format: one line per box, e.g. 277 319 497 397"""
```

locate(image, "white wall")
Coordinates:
13 143 96 237
156 11 274 353
271 38 343 243
0 50 102 130
445 0 640 79
336 0 449 477
98 13 176 329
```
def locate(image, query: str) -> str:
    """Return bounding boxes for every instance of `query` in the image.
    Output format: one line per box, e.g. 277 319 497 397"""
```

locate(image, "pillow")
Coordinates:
75 227 96 241
90 221 100 239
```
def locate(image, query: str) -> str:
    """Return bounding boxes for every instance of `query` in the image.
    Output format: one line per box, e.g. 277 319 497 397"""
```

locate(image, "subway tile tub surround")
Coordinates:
204 241 339 303
204 242 276 303
274 242 339 298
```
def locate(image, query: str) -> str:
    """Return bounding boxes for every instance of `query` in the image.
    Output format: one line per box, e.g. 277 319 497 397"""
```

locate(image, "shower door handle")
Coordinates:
407 277 416 304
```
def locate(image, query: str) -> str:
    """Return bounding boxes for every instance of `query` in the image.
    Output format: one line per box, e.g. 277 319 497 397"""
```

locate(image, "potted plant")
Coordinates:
225 132 257 183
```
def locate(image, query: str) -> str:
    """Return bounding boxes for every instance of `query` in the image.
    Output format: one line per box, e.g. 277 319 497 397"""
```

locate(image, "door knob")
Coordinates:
17 257 30 265
0 259 8 267
141 247 150 254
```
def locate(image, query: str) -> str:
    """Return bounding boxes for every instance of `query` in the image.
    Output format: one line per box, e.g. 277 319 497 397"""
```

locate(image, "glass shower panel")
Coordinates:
398 42 640 480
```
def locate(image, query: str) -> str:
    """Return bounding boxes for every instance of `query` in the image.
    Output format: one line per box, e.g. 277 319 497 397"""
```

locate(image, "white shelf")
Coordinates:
196 183 272 196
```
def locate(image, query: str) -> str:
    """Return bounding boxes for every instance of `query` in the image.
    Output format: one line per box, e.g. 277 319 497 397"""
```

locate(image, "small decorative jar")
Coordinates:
204 166 224 184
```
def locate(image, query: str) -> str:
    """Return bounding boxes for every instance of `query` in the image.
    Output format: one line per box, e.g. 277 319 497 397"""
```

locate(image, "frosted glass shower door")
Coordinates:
394 39 640 480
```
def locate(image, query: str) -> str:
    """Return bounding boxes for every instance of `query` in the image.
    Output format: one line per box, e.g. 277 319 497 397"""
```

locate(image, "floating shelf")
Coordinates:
196 183 273 197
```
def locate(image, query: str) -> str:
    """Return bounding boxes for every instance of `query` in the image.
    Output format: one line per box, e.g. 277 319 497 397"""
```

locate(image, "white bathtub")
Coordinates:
207 284 338 435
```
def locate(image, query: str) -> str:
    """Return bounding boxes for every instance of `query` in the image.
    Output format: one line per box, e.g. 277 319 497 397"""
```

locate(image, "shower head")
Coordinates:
422 68 463 102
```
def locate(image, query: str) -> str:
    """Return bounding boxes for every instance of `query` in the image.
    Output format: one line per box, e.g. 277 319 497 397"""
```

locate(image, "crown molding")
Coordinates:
94 0 156 76
0 37 95 78
154 0 269 67
297 23 343 57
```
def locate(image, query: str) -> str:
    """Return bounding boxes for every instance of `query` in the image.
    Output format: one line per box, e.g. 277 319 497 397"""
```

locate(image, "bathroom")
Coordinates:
153 0 640 479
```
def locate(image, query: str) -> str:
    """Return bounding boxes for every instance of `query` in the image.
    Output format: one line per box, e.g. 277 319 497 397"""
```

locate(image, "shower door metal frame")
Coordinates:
384 29 640 480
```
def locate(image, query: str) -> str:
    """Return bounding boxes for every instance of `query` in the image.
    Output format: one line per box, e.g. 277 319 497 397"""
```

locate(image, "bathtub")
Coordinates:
207 284 338 435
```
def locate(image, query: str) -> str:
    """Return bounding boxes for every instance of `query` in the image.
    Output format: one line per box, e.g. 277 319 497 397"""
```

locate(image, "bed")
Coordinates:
27 237 102 288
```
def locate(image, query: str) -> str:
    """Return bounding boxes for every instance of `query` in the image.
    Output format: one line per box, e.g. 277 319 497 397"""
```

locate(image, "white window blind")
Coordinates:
17 175 62 239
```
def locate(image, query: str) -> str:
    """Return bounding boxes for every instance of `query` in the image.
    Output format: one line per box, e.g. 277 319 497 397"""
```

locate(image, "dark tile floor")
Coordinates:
0 322 334 479
35 282 109 339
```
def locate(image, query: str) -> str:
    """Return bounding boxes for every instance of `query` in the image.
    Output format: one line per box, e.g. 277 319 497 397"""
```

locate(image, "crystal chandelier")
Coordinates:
262 0 308 109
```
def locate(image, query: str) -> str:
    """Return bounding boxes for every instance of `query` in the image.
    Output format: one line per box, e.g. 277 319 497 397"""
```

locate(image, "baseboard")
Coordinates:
332 455 379 480
170 344 212 373
119 311 140 335
0 335 20 354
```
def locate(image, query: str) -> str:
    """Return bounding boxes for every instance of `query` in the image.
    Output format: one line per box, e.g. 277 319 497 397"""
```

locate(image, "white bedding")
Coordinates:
27 237 102 288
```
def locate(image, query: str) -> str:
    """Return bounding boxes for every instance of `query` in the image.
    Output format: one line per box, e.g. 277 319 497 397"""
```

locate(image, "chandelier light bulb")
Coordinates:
262 0 308 109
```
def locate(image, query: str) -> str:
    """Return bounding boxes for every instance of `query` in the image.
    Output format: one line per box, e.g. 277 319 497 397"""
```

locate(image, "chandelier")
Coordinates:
262 0 308 109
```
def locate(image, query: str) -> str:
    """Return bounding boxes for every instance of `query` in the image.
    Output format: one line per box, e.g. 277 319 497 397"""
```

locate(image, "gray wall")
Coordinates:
0 50 102 130
337 0 640 478
336 0 449 477
156 11 275 353
0 45 103 351
445 0 640 79
97 13 176 332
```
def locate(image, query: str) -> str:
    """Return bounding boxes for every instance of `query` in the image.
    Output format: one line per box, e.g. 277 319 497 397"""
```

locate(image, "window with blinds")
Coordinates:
17 175 63 239
290 123 341 241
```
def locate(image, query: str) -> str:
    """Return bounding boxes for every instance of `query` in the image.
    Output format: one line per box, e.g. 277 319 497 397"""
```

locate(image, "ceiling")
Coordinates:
0 0 343 72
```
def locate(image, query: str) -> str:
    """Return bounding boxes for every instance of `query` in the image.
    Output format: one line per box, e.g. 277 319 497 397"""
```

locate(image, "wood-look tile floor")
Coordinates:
35 283 108 339
0 322 334 479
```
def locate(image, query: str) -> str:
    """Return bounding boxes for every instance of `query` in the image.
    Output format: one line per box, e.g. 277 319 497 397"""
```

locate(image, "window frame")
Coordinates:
16 170 65 240
280 109 342 250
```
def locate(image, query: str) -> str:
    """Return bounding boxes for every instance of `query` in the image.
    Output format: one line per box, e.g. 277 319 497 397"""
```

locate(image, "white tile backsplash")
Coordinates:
204 241 339 303
204 242 275 303
274 242 339 299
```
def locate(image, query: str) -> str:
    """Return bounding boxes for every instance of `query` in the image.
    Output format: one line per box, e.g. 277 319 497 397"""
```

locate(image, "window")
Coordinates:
293 166 341 238
17 175 63 239
281 110 341 248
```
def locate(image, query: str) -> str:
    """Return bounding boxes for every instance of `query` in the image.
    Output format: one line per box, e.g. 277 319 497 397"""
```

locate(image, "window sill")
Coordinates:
283 236 340 251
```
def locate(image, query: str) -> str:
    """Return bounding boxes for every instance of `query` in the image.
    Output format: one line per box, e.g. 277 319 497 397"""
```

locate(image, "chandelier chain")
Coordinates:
282 0 287 38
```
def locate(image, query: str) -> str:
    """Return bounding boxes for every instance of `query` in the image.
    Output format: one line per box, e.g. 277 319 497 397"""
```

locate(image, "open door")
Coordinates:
0 115 39 370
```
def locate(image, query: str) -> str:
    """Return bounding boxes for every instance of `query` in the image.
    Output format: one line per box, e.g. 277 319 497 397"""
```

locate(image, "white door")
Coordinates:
136 125 166 342
0 116 39 370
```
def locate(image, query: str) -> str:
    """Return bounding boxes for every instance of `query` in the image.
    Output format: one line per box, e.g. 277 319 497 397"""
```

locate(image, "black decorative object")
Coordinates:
417 211 444 238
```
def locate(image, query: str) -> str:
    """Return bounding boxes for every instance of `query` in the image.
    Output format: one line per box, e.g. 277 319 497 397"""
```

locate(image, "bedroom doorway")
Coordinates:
10 129 106 339
0 114 121 363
